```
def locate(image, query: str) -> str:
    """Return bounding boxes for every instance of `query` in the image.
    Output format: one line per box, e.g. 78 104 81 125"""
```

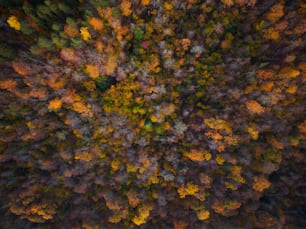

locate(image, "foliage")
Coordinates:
0 0 305 228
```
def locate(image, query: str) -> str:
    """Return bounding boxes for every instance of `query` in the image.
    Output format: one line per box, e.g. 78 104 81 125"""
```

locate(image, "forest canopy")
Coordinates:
0 0 305 228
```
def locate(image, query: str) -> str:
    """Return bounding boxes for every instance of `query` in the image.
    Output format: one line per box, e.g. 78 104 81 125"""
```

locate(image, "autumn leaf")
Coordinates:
278 67 300 79
0 79 17 91
257 69 276 81
163 2 173 10
196 209 210 220
86 64 100 79
80 27 91 41
104 56 118 75
88 17 104 31
253 176 271 192
64 24 79 38
264 28 280 40
60 48 78 63
222 0 234 7
266 1 284 23
7 16 21 30
48 98 62 110
141 0 150 6
173 221 188 229
246 100 265 114
120 0 132 16
12 61 31 76
177 182 199 198
29 88 48 99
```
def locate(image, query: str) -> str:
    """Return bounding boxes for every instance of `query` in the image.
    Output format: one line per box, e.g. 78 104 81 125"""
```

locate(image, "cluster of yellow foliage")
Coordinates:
74 151 93 162
229 166 246 185
215 154 225 165
247 125 259 140
204 118 232 134
184 149 211 162
132 203 153 226
72 101 93 117
111 158 121 172
10 199 57 223
278 67 300 79
196 209 210 221
221 0 234 7
212 200 241 215
7 16 21 30
80 27 91 41
102 76 140 118
177 182 199 198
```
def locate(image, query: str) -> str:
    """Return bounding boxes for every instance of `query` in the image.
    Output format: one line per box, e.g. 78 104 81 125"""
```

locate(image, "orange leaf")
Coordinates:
120 0 132 16
88 17 104 31
246 100 265 114
104 56 117 75
141 0 150 6
64 24 79 38
12 61 31 76
48 98 62 110
0 79 17 91
86 64 100 79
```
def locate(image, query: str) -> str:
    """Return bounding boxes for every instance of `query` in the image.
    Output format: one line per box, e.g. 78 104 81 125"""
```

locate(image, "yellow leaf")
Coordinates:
216 154 225 165
80 27 91 41
164 2 173 10
7 16 21 30
111 158 121 171
247 126 259 140
177 182 199 198
286 85 297 94
196 210 210 221
150 115 158 123
279 67 300 79
222 0 234 7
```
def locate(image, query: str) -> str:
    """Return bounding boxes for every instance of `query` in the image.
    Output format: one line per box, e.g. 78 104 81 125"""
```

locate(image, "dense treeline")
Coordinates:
0 0 305 228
